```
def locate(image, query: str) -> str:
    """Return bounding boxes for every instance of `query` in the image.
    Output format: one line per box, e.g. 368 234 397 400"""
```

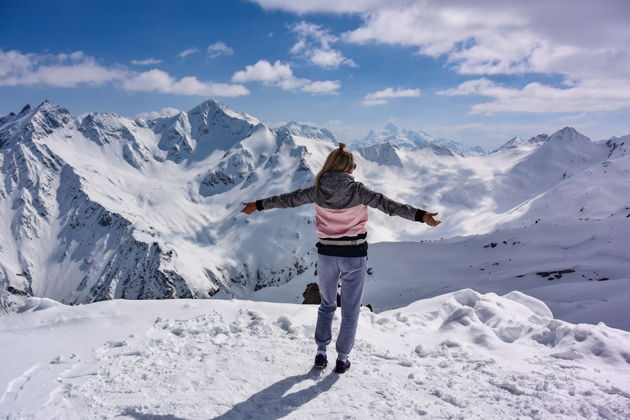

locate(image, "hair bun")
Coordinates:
338 142 346 150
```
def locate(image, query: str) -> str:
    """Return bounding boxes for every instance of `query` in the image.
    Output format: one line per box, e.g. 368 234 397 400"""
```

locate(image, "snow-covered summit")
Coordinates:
355 121 431 149
605 133 629 158
0 100 73 148
494 127 593 155
355 141 403 167
493 134 548 153
274 121 337 144
351 122 484 156
187 98 260 127
547 126 592 145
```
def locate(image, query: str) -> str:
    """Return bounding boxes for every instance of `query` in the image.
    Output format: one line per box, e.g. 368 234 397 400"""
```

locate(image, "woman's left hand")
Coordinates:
241 202 258 215
423 212 441 227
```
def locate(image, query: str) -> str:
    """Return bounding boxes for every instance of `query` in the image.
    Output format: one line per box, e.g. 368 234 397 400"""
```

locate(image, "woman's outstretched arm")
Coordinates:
355 182 441 227
241 186 317 215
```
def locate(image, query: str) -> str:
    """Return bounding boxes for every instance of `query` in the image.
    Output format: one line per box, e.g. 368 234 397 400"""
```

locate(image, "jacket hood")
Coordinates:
318 171 355 204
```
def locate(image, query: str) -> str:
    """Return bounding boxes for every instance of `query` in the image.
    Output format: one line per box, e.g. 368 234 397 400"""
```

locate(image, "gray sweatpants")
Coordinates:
314 254 367 360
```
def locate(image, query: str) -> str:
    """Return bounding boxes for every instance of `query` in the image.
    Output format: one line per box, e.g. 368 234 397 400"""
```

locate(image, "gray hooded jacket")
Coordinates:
256 171 425 256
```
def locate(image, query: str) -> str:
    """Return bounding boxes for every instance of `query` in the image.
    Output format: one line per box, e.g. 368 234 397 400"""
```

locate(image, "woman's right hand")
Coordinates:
241 202 258 215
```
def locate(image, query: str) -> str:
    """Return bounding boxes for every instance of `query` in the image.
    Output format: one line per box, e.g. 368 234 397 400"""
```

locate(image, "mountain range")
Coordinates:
350 122 485 156
1 99 628 331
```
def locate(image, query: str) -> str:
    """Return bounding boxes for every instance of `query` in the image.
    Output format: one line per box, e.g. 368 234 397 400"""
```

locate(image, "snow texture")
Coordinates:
0 291 628 419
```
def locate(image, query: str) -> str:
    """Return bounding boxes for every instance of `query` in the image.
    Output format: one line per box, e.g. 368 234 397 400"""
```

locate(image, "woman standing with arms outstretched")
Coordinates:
241 143 441 374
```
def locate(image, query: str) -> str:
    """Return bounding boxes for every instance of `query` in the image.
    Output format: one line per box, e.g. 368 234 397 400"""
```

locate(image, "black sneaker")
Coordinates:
334 359 351 374
314 354 328 369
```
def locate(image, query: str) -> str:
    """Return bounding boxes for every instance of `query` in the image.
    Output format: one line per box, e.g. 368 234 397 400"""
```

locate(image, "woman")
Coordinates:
241 143 440 374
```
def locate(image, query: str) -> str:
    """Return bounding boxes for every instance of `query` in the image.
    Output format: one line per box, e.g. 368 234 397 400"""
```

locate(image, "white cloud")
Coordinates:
178 48 199 58
231 59 340 94
301 80 341 94
310 49 355 69
232 60 293 83
121 70 249 97
437 78 630 114
362 87 420 105
0 49 249 97
207 42 234 58
0 50 126 88
136 107 181 120
289 21 357 69
130 58 162 66
0 50 35 78
250 0 630 113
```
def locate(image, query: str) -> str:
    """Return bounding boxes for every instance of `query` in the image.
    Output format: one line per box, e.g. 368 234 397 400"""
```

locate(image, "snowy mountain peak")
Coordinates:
356 123 431 149
79 112 138 147
353 123 485 155
0 100 73 148
548 126 590 144
18 103 33 115
356 141 403 167
605 134 629 158
187 98 260 127
494 134 549 153
144 99 262 162
383 121 400 133
274 122 337 143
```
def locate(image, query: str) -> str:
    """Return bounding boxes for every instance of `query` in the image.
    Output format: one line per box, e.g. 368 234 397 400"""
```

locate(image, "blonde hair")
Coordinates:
314 142 355 189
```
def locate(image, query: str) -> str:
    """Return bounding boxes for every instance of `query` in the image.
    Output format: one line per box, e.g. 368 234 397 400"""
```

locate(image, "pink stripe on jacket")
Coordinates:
315 204 368 238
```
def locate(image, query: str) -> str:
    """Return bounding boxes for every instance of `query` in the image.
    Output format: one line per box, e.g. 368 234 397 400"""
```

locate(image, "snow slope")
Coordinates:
1 291 628 419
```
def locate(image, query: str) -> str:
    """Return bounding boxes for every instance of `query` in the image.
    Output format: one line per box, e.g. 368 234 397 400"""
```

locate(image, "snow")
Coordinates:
351 122 484 156
2 98 630 418
1 291 629 419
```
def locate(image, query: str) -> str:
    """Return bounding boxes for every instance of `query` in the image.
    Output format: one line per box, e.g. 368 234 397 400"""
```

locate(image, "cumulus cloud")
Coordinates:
0 49 249 97
232 60 293 83
362 87 420 105
232 59 340 94
130 58 162 66
0 50 126 88
136 107 181 120
249 0 630 113
207 41 234 58
289 21 357 69
178 48 199 58
120 69 248 96
437 78 630 114
301 80 341 94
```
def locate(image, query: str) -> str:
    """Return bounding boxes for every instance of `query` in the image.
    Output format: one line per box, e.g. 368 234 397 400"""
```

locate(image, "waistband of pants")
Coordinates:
318 238 367 246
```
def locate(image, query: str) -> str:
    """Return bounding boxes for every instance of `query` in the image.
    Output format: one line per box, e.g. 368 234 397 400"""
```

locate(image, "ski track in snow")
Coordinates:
1 294 629 419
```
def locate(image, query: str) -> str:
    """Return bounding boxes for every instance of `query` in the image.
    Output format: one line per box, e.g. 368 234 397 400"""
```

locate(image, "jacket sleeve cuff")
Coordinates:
255 200 264 211
415 209 426 223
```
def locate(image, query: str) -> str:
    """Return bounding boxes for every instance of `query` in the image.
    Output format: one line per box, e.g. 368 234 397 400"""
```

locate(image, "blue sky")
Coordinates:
1 0 629 148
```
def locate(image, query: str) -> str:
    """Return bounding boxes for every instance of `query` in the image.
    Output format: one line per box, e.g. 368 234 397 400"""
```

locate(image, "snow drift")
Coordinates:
1 290 628 418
